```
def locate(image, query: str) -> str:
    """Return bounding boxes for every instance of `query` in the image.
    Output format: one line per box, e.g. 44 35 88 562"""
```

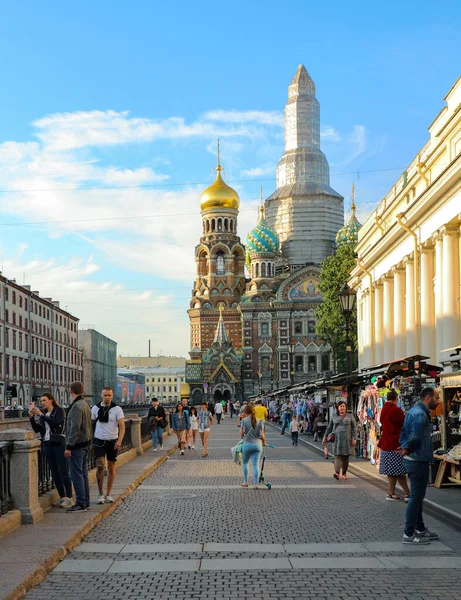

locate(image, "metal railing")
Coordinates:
119 420 133 454
0 441 13 516
37 446 55 497
141 416 151 443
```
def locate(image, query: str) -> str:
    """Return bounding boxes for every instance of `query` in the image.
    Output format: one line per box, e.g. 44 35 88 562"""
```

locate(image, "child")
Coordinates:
290 414 299 445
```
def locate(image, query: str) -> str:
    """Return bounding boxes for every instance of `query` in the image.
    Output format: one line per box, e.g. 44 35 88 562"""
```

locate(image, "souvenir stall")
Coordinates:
433 348 461 487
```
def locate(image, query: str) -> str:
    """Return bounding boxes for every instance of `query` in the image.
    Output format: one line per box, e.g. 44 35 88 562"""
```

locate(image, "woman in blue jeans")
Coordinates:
240 404 267 489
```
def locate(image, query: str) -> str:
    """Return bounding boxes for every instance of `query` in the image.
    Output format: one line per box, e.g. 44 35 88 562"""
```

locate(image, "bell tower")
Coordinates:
188 142 245 351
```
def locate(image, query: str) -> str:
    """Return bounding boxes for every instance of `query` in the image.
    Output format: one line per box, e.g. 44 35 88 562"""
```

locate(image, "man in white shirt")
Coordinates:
214 400 223 424
91 387 125 504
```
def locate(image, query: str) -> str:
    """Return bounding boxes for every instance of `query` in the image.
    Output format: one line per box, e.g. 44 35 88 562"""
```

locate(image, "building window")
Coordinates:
308 356 317 372
308 321 315 334
294 321 303 335
261 322 269 336
295 356 304 372
321 354 330 372
216 251 225 275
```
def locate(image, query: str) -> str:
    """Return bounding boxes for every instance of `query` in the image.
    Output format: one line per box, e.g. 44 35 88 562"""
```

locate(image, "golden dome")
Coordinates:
200 166 240 212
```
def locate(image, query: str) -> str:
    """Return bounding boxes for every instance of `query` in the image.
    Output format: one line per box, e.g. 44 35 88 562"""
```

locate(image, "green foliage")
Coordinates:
315 244 358 373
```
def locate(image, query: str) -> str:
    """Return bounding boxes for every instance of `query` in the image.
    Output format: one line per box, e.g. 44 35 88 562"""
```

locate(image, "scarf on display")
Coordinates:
97 401 117 423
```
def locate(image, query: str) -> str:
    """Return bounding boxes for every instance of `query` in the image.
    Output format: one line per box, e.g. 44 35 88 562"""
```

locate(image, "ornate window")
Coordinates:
261 322 269 336
294 321 303 335
308 356 317 372
308 321 315 334
216 251 225 275
255 263 259 277
321 354 330 371
295 356 304 372
261 263 266 277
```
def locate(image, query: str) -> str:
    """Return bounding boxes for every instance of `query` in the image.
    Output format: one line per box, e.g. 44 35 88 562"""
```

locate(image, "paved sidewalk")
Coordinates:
24 416 461 600
272 424 461 527
0 434 177 600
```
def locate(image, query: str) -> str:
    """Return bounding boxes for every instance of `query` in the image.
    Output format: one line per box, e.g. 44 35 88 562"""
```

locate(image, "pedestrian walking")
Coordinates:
91 387 125 504
198 400 214 457
189 406 199 449
281 401 292 435
237 401 248 425
214 400 223 424
254 399 268 422
64 381 92 512
29 392 73 508
171 403 190 455
398 387 440 545
181 397 193 449
323 400 357 480
240 404 267 489
148 397 166 452
290 414 299 445
378 389 411 502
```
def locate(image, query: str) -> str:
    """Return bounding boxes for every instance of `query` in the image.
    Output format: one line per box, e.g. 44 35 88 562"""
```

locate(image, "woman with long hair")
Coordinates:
240 404 267 489
171 403 190 456
29 392 73 508
323 400 357 480
189 406 199 450
378 389 411 501
198 400 214 458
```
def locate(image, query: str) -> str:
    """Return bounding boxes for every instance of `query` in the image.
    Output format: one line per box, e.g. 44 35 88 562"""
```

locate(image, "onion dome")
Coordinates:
336 184 362 246
200 141 239 211
246 206 280 257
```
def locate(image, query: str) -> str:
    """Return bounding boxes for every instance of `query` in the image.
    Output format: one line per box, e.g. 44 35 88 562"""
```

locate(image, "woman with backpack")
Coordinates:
29 392 73 508
240 404 267 489
322 400 357 480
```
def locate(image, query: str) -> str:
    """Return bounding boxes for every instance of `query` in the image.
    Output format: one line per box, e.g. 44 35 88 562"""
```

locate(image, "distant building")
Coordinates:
0 276 81 407
117 355 186 369
79 329 117 405
125 366 185 404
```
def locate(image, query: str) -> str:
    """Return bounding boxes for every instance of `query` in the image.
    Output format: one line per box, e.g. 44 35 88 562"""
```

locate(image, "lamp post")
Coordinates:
289 344 296 385
338 283 357 410
257 371 262 396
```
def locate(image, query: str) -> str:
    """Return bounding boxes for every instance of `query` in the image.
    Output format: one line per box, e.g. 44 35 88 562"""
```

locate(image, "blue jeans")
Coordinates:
69 446 90 507
151 427 163 449
43 442 73 499
281 414 291 434
404 459 429 536
242 442 262 485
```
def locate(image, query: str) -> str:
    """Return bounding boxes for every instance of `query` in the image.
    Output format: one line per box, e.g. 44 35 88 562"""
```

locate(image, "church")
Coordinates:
185 65 352 404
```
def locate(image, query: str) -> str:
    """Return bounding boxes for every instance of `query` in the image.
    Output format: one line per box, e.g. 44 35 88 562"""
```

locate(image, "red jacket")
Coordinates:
378 402 405 451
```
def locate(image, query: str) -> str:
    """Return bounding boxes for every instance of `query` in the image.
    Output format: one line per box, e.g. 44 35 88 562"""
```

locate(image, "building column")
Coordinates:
393 266 406 358
442 225 461 353
362 290 371 367
420 243 436 363
434 232 444 364
405 256 416 356
357 291 364 369
383 275 394 362
374 282 384 364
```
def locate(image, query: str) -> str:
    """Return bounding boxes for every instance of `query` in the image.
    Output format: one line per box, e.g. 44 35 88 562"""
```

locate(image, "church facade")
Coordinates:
186 65 345 403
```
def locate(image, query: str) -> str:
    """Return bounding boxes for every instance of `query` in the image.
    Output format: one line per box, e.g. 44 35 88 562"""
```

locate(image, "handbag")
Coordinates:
326 415 346 443
50 433 66 446
231 426 253 465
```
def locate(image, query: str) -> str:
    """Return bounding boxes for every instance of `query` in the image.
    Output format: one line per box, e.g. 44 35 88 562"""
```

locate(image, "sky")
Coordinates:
0 0 460 358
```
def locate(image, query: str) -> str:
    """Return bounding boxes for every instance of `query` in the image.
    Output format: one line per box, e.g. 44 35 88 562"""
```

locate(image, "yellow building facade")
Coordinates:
350 76 461 370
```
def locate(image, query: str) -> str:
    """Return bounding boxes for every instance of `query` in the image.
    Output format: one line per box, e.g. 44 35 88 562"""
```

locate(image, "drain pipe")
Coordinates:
395 213 420 355
356 260 375 366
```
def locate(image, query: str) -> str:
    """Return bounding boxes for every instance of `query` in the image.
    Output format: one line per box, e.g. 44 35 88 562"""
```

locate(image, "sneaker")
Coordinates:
416 528 439 541
104 495 114 504
180 450 185 455
60 498 73 508
160 445 163 450
66 504 87 513
404 495 410 503
402 534 430 545
153 448 157 452
188 445 191 450
192 445 195 449
97 493 105 504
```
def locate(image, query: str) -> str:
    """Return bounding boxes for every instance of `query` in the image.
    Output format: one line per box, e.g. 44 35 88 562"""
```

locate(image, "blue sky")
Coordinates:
0 0 460 356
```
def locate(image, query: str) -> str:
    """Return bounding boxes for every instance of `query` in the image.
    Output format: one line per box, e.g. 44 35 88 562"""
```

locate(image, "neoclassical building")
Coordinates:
349 75 461 370
186 65 344 400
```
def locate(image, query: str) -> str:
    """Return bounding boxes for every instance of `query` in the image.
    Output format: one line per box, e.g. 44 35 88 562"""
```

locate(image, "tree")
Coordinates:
315 243 358 373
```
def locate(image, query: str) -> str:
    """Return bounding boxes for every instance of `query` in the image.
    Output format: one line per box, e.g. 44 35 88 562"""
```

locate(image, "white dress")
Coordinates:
190 415 199 431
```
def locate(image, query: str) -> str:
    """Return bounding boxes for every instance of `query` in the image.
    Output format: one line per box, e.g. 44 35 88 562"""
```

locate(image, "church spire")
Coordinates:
213 305 230 345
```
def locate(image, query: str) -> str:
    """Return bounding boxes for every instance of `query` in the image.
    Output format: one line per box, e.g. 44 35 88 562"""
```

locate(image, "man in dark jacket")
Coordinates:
64 381 92 512
398 387 440 544
148 397 166 452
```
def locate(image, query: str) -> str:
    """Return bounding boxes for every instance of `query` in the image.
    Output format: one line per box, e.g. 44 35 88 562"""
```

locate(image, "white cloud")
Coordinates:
241 166 275 177
204 109 284 127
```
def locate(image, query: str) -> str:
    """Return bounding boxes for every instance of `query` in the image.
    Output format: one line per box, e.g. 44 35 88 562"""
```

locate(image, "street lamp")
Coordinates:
289 344 296 385
257 371 262 396
338 283 357 409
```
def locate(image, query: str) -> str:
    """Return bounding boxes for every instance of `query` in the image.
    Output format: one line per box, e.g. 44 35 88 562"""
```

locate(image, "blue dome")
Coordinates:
246 207 280 256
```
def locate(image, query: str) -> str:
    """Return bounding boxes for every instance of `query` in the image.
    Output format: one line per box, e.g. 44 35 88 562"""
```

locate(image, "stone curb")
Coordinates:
4 445 176 600
267 422 461 530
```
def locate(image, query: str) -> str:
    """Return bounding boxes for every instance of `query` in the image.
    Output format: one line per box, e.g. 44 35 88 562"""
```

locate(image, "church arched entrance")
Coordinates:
212 384 232 402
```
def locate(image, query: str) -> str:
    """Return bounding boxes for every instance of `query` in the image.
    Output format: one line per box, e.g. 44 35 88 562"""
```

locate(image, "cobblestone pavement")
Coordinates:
26 417 461 600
